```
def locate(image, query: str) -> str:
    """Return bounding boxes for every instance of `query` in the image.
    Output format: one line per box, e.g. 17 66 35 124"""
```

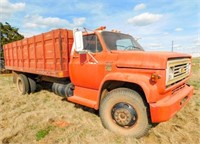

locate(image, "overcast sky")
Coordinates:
0 0 200 54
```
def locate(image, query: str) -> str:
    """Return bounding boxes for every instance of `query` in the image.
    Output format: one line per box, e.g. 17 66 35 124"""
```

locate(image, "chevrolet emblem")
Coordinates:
180 68 185 73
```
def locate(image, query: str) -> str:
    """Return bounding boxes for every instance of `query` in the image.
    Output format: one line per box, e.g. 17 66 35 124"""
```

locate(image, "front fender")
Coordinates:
95 72 155 109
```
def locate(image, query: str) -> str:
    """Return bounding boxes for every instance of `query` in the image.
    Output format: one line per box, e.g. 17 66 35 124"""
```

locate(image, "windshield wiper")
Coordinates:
115 44 126 48
115 45 141 50
125 45 141 50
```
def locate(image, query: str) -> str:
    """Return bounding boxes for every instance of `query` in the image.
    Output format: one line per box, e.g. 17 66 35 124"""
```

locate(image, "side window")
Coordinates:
83 35 103 53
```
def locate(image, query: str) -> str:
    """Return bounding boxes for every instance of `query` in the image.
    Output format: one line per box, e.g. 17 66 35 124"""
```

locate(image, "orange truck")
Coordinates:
3 26 193 137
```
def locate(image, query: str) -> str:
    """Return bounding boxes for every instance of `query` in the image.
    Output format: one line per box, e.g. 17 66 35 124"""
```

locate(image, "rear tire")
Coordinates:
99 88 151 138
28 77 37 93
16 74 30 95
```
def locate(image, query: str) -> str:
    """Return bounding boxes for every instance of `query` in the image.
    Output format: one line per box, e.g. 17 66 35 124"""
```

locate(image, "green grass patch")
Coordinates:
36 126 55 141
188 80 200 90
192 57 200 63
191 57 200 72
196 101 200 107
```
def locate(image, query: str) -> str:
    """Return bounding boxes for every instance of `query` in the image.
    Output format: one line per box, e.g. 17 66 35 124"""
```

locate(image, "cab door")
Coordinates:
69 34 105 90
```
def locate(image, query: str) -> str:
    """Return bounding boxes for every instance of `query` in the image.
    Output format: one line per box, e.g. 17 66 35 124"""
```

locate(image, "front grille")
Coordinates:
174 63 189 77
166 58 191 87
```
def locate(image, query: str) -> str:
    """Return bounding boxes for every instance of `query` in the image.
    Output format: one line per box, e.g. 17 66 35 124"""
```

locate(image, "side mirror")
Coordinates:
73 29 84 52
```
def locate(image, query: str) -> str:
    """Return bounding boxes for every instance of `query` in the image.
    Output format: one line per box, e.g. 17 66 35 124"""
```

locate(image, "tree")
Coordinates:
0 22 24 58
0 22 24 45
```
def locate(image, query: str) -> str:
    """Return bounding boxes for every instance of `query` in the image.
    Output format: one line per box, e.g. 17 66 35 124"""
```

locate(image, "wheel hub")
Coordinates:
112 103 137 127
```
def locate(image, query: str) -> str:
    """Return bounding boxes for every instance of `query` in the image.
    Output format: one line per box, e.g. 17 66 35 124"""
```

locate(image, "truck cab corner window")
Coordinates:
83 34 103 53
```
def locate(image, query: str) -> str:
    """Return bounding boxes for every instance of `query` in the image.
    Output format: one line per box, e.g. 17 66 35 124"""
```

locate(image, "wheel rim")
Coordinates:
111 102 138 128
17 79 23 93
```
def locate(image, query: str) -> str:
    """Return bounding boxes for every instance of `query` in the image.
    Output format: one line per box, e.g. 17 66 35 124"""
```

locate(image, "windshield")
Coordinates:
101 31 144 51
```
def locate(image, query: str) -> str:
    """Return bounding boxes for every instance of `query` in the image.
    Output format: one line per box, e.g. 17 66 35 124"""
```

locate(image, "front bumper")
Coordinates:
150 84 194 123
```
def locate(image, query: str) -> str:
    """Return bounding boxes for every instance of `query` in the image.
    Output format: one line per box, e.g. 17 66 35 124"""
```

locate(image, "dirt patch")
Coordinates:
0 58 200 144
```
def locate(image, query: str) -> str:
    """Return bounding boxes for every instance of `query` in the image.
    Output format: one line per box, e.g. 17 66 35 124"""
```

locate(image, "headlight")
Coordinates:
168 67 174 80
186 63 191 74
166 67 174 83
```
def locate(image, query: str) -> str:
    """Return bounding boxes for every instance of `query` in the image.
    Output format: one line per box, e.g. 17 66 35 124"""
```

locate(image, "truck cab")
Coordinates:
68 27 193 137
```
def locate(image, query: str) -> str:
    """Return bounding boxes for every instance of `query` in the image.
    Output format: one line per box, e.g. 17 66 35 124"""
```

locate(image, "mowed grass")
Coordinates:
0 58 199 144
188 57 200 90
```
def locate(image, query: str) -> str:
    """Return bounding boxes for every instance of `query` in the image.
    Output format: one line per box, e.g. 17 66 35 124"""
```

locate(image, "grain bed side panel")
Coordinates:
3 29 73 78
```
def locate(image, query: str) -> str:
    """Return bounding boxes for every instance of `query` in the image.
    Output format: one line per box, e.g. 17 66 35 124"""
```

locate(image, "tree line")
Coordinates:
0 22 24 69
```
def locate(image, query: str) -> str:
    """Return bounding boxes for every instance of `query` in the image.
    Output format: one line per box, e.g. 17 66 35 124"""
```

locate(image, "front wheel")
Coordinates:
99 88 151 138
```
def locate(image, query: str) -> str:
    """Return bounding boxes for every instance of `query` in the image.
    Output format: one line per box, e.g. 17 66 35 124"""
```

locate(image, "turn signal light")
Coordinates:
151 73 161 82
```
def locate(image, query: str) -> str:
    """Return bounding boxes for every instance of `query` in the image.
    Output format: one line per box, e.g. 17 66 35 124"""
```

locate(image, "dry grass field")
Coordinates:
0 58 199 144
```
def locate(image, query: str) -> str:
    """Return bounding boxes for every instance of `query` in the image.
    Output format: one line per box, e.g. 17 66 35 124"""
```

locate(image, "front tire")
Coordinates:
100 88 151 138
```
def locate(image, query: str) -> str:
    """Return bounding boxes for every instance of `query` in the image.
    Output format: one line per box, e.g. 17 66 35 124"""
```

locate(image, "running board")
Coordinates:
67 95 97 108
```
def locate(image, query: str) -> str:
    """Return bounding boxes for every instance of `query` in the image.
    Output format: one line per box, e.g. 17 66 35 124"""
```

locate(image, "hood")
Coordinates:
112 51 191 70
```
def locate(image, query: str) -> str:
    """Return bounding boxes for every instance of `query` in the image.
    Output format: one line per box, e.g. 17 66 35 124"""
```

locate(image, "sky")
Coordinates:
0 0 200 55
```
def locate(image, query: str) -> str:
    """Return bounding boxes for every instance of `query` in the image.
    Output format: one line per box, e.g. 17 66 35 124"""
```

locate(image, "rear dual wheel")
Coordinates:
16 74 36 95
28 77 37 93
100 88 151 138
16 74 29 95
